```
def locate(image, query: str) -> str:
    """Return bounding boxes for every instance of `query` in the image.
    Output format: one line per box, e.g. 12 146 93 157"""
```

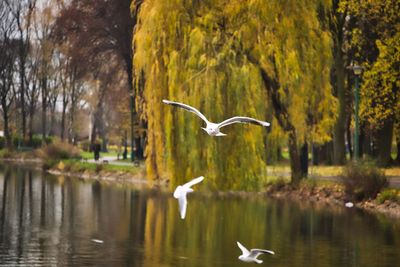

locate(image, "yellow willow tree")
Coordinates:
133 0 336 188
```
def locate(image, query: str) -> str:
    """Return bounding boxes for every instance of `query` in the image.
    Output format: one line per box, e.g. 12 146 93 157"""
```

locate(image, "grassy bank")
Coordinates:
0 144 141 177
53 159 140 175
266 164 400 178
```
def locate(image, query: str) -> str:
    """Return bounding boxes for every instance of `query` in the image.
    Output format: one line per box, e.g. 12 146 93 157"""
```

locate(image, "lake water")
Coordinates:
0 164 399 267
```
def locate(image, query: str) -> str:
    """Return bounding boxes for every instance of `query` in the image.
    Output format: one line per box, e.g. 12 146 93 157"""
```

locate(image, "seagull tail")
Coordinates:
216 132 227 137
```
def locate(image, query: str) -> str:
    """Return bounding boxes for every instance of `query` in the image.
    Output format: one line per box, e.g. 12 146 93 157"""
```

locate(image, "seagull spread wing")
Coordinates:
218 116 270 129
178 195 187 219
182 176 204 189
237 241 250 256
249 248 275 258
162 100 209 124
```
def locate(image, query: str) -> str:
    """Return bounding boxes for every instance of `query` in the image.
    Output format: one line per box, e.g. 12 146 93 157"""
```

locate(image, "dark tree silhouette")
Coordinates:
54 0 144 158
0 2 18 148
5 0 36 141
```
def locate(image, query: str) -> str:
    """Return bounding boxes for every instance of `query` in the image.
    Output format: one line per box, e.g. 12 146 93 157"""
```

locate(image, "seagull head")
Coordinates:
202 123 225 136
201 127 214 135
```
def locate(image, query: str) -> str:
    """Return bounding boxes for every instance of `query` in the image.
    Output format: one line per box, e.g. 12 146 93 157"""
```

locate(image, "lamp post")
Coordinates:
352 64 362 161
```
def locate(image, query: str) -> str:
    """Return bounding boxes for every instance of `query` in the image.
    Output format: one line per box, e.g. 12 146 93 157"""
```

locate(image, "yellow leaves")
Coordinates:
208 58 218 68
285 50 301 82
360 32 400 129
189 27 205 54
198 54 207 66
134 0 335 189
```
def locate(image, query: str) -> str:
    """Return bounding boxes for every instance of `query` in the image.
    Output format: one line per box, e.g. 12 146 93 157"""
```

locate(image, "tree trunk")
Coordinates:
48 97 57 136
395 121 400 165
300 142 308 177
277 146 283 161
134 120 145 160
359 123 371 159
90 116 97 149
312 145 320 165
2 107 12 149
135 137 142 160
346 115 353 159
136 71 146 161
396 135 400 165
91 84 106 149
247 53 304 183
28 108 34 146
98 108 107 152
18 42 27 141
288 130 302 183
123 130 128 160
61 89 67 141
41 77 47 143
130 93 135 161
49 110 55 137
359 124 365 159
361 124 372 157
332 52 346 165
101 131 108 152
312 144 330 165
68 110 75 144
375 119 394 166
68 78 77 144
68 106 75 144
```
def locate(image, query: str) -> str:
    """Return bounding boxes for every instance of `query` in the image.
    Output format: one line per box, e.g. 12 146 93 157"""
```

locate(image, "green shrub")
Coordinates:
28 135 54 148
44 136 53 145
341 162 387 201
31 135 43 148
376 189 400 204
12 135 23 147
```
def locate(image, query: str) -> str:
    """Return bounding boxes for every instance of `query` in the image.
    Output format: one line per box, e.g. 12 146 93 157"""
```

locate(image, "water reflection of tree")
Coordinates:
0 167 11 236
0 169 399 266
17 169 26 262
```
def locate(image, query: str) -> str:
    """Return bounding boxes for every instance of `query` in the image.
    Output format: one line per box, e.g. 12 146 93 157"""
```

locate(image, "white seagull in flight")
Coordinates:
163 100 270 136
237 241 275 264
173 176 204 219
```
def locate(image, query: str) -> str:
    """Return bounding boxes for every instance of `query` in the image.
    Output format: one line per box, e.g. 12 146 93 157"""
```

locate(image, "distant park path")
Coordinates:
85 156 136 167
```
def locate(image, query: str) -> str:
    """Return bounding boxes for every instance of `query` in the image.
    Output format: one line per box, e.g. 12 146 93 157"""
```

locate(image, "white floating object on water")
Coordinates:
163 100 270 136
91 239 104 244
345 202 354 208
173 176 204 219
237 241 274 264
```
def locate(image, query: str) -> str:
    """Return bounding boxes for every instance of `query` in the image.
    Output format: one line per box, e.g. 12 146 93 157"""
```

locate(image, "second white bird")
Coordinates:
237 241 275 264
173 176 204 219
